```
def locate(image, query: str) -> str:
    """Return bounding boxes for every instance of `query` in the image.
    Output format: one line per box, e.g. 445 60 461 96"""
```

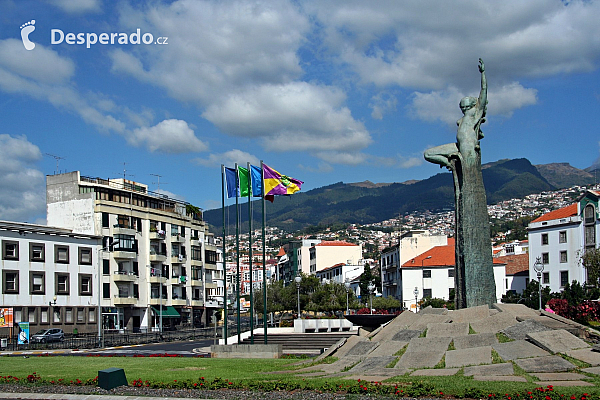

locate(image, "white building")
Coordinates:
1 221 100 335
315 262 364 285
527 190 599 293
400 243 506 310
309 241 363 274
46 171 220 332
381 230 448 300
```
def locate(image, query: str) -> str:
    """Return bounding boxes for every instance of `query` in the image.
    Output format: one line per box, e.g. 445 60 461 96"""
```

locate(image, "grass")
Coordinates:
491 349 504 364
468 324 476 334
3 355 600 398
559 353 592 369
448 341 456 351
419 329 427 337
496 332 514 343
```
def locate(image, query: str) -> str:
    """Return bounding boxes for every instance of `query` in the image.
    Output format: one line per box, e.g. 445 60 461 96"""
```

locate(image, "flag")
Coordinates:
224 167 237 198
250 165 262 197
238 167 250 197
263 164 303 197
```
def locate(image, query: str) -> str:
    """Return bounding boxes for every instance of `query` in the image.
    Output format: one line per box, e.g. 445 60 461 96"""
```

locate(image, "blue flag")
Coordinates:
250 165 262 197
225 167 238 198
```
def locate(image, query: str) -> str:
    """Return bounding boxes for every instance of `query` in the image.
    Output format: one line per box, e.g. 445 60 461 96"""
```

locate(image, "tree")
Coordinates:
581 246 600 288
359 263 380 305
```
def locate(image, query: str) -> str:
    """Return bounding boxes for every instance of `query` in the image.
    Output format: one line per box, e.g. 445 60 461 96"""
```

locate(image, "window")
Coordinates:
102 212 109 228
585 204 595 224
543 272 550 285
2 240 19 260
53 307 61 323
77 308 84 323
171 224 179 236
79 247 92 265
423 270 431 278
40 308 49 324
55 273 69 295
542 253 549 264
28 308 36 324
191 245 202 261
448 269 455 278
103 259 110 275
113 234 134 251
29 243 45 262
103 283 110 299
65 308 73 323
541 234 549 245
89 308 96 323
30 272 45 294
55 245 69 263
79 274 92 296
560 251 568 263
206 250 217 264
560 271 569 288
559 231 567 244
423 288 432 298
2 270 19 294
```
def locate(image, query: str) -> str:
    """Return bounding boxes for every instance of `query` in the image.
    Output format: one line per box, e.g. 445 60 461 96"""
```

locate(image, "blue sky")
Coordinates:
1 0 599 224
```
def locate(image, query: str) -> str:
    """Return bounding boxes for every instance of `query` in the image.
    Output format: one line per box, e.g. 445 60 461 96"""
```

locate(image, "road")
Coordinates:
82 338 215 357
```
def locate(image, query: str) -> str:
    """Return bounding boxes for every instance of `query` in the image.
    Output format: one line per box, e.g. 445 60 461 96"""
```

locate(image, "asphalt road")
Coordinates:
82 338 215 357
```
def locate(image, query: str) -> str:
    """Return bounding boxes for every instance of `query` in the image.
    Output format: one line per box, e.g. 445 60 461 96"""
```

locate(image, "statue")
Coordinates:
424 59 496 308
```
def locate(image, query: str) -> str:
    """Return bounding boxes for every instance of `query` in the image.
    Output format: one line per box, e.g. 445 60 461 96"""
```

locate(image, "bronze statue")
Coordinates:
424 59 496 308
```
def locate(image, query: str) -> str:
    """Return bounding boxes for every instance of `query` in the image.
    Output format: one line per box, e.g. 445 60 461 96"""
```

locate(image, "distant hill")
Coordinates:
535 163 596 188
205 158 555 233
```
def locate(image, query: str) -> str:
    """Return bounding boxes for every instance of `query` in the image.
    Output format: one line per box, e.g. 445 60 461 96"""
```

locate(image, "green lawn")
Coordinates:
2 355 600 398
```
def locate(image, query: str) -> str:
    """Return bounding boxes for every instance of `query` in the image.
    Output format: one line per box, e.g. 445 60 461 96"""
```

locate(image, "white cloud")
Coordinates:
47 0 101 14
298 162 334 173
129 119 207 154
192 149 260 168
0 134 45 222
370 92 398 120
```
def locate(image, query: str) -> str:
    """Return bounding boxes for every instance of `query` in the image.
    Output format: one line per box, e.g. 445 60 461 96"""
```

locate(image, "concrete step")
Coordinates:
239 332 356 352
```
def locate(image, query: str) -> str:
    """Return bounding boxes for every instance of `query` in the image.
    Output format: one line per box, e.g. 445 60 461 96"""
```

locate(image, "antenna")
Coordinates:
45 153 65 174
116 162 135 181
150 173 169 195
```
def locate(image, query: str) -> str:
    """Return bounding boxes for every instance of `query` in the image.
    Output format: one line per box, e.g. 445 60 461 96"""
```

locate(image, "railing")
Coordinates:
0 323 259 352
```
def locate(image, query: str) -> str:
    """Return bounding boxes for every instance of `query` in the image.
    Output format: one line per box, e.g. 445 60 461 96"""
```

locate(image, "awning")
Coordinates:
151 306 180 318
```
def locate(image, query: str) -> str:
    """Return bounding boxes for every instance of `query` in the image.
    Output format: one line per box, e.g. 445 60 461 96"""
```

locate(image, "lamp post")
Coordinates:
294 276 302 318
368 282 375 315
534 256 544 311
413 287 419 313
48 295 57 307
345 281 351 315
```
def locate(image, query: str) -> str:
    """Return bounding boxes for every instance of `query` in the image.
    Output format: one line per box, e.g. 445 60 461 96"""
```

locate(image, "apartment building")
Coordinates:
309 241 362 275
1 220 101 335
380 230 448 300
527 190 599 293
46 171 220 332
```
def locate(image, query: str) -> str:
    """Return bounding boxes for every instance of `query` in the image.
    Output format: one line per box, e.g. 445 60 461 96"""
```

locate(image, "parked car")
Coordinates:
31 328 64 343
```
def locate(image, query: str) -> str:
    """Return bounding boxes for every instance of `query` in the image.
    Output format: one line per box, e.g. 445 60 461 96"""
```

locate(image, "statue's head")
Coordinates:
459 96 477 113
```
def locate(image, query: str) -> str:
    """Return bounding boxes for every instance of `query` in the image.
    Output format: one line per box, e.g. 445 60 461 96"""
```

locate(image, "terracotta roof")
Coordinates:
276 247 286 257
495 254 529 275
402 244 504 268
319 262 345 272
532 204 577 223
314 241 357 247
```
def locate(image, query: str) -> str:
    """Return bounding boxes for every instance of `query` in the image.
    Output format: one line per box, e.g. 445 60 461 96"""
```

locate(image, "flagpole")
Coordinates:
261 160 267 344
247 162 254 344
221 165 228 344
235 163 241 344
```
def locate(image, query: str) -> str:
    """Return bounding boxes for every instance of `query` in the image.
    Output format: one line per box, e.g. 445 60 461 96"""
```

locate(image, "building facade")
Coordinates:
46 171 219 332
527 190 600 293
1 221 101 335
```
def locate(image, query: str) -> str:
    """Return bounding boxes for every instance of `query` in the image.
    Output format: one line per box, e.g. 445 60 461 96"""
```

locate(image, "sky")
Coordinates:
1 0 600 224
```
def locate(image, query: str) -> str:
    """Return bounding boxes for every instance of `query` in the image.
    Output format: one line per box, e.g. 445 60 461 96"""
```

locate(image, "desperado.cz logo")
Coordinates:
19 20 167 50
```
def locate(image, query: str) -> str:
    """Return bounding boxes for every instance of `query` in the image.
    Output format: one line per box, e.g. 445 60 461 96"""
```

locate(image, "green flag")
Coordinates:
238 166 251 197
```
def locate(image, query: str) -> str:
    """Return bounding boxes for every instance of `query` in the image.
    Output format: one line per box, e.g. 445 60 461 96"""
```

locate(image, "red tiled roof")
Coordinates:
402 244 504 268
532 204 577 223
276 247 286 257
315 241 357 247
319 262 345 272
495 254 529 275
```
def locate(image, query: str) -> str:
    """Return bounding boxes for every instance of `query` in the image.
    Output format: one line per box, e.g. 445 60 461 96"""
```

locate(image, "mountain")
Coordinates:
204 158 554 232
535 163 596 188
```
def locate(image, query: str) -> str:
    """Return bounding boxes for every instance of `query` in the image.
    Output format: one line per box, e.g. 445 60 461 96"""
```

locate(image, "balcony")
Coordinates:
113 249 137 259
382 279 397 287
204 281 217 289
149 231 166 240
205 242 217 252
149 252 167 263
205 299 221 308
112 271 138 282
171 298 187 306
113 295 137 305
171 255 186 264
171 234 185 243
383 262 398 270
190 237 200 247
113 224 136 236
149 297 167 306
190 279 203 287
169 275 187 285
149 275 167 284
204 263 219 271
191 259 203 267
190 299 203 307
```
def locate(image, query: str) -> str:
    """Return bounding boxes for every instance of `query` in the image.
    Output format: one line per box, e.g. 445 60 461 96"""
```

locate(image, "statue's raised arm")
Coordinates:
477 58 487 116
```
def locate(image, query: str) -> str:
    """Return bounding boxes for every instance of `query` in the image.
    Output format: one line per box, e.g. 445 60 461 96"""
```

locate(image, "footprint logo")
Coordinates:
20 20 36 50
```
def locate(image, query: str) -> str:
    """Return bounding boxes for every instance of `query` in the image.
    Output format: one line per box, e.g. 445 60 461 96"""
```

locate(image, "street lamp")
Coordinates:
345 281 351 315
367 282 375 315
534 256 544 311
48 295 57 307
413 287 419 313
294 275 302 318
